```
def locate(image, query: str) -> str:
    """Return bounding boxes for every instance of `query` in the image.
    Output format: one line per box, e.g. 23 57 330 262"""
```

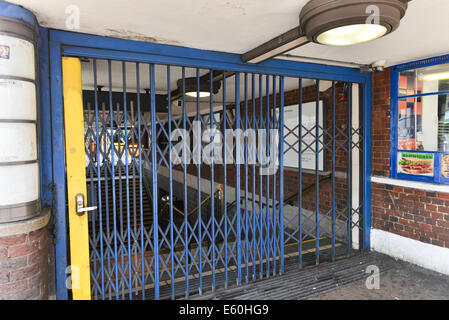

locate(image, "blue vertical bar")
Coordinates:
362 80 372 251
108 60 119 299
93 59 105 299
38 27 53 208
279 76 285 274
298 78 303 269
244 72 249 283
265 75 270 277
347 83 353 255
251 73 257 281
196 68 203 295
331 81 337 262
167 66 175 300
222 71 229 289
272 75 277 275
136 63 146 300
235 72 242 285
209 70 216 292
122 61 133 299
116 98 125 298
182 67 190 297
101 101 111 299
150 64 160 300
258 74 264 279
49 39 68 300
315 80 320 266
389 71 399 179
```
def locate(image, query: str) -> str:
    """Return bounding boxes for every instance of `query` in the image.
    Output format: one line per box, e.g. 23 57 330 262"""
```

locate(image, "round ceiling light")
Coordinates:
300 0 409 46
177 77 221 99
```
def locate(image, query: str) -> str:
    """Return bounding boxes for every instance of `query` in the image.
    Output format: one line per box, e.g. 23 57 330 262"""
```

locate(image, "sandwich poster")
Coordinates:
397 152 434 176
442 155 449 178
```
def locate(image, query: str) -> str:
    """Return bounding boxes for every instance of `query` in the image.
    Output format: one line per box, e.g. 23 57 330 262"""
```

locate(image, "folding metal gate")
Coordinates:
59 38 370 300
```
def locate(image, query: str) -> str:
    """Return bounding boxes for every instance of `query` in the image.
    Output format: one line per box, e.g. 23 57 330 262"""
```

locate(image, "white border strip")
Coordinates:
371 229 449 275
371 176 449 193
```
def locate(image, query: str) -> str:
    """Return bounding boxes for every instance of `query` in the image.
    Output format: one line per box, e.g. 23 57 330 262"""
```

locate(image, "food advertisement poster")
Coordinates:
442 155 449 178
397 152 434 176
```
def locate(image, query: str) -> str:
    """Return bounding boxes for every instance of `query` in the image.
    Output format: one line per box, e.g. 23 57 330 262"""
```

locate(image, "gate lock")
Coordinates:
76 194 97 216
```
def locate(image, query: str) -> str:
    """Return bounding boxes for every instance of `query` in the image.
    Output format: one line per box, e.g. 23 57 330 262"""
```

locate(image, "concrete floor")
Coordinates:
311 259 449 300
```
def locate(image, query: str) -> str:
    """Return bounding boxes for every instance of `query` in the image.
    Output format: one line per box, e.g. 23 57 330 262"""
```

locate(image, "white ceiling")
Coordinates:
8 0 449 67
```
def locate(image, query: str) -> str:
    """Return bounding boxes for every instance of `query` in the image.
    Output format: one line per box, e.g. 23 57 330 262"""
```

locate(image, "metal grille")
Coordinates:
80 59 366 300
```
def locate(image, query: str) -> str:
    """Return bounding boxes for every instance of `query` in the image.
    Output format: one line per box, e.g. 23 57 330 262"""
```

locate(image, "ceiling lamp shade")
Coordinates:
177 77 221 98
299 0 410 46
242 0 410 63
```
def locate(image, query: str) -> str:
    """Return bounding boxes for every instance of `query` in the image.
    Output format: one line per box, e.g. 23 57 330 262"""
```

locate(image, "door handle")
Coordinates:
76 194 97 216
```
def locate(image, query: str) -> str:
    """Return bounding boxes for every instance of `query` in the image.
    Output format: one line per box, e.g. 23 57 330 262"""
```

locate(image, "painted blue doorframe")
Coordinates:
41 28 372 300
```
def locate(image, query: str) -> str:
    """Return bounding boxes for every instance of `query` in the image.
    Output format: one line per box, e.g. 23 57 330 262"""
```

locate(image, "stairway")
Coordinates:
87 176 153 246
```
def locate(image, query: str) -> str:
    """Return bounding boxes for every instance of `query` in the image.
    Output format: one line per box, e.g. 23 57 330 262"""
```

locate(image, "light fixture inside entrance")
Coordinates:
242 0 410 63
177 77 221 99
186 91 210 98
316 24 388 46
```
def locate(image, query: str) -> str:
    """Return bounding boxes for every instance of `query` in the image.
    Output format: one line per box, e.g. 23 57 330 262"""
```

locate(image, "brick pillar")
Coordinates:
0 211 50 300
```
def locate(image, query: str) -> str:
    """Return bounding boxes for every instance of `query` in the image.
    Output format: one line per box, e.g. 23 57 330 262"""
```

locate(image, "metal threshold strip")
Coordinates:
190 252 398 300
98 237 350 300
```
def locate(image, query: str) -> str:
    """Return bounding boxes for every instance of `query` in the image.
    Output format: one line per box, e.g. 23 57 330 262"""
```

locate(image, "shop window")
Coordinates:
391 55 449 184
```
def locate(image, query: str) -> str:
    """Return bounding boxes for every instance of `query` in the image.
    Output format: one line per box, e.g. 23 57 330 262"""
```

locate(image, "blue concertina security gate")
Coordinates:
50 30 372 300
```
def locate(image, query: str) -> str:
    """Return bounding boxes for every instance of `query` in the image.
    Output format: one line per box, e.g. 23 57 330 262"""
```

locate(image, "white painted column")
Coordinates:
0 17 39 223
351 83 360 250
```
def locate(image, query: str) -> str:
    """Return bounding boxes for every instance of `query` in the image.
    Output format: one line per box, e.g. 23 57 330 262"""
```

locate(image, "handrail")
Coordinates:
187 188 222 217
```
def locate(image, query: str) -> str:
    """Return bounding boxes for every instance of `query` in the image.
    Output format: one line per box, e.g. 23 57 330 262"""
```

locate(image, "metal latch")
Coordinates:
76 194 97 216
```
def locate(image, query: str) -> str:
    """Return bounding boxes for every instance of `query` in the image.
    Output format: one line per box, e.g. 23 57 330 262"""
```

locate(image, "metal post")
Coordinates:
298 78 303 269
149 64 159 300
92 59 105 299
331 81 337 262
279 76 285 274
136 63 146 299
122 62 133 298
210 70 216 292
315 80 320 266
347 83 353 256
235 72 242 285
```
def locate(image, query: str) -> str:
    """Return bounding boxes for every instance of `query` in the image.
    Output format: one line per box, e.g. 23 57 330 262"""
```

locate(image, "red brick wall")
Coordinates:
0 227 49 300
371 69 449 249
372 70 391 177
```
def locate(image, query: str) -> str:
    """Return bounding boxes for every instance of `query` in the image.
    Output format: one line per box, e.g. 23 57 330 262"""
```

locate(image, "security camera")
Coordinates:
371 60 387 72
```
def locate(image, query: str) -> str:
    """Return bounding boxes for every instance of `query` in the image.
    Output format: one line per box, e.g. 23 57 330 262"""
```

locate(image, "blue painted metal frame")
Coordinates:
44 28 372 299
362 80 372 250
38 28 54 209
390 54 449 185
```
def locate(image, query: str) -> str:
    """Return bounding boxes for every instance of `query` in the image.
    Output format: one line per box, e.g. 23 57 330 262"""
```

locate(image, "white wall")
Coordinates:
371 229 449 275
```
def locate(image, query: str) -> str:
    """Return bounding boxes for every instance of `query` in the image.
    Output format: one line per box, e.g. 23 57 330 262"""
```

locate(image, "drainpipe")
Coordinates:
0 2 50 300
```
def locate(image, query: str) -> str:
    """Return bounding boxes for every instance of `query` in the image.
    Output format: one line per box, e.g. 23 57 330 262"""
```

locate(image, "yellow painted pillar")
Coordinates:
62 57 91 300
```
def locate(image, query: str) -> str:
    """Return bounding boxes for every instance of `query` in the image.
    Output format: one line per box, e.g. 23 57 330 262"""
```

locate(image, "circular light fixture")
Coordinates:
177 77 221 99
300 0 409 46
186 91 211 98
